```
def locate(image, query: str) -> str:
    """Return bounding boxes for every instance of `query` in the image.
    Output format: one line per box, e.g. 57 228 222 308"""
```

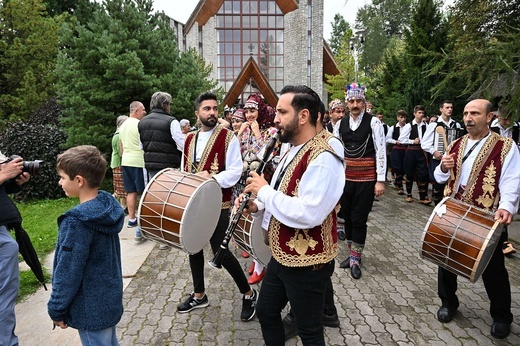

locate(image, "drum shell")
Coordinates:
138 169 222 254
233 213 272 266
420 197 503 283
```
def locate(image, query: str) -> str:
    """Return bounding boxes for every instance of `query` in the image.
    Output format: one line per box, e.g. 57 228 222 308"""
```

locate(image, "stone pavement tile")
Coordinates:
116 186 520 345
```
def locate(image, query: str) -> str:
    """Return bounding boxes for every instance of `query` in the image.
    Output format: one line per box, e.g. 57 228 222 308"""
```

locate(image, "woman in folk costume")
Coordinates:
235 93 278 284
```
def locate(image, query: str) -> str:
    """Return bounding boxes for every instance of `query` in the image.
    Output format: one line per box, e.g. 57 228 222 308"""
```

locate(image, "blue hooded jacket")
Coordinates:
48 190 125 331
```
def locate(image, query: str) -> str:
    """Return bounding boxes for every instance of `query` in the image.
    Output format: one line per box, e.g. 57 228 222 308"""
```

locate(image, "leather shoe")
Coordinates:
339 258 350 268
351 264 362 279
247 262 255 275
491 321 510 339
436 306 456 323
283 314 298 341
323 313 340 328
248 268 265 285
338 230 346 241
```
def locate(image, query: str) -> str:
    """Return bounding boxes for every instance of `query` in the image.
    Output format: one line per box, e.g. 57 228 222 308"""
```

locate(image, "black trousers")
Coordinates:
256 259 335 346
428 159 446 204
391 147 406 190
438 231 513 324
341 180 376 245
189 209 250 294
403 148 429 199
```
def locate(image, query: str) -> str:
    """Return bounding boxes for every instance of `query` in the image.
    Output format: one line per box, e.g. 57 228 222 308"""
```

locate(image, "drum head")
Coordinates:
181 178 222 254
241 214 272 266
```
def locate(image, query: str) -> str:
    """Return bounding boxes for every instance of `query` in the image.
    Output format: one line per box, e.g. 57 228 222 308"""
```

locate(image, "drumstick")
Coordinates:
436 126 455 181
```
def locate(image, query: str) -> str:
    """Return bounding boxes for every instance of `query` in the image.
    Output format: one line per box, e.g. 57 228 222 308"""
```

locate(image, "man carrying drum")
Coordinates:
433 98 520 339
177 91 257 322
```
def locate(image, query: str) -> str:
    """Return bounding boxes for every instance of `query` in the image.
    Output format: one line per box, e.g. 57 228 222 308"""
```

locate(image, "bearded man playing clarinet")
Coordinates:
239 85 344 345
433 99 520 339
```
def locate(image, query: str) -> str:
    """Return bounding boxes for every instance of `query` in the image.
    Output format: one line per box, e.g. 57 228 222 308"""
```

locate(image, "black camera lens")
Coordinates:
22 160 43 176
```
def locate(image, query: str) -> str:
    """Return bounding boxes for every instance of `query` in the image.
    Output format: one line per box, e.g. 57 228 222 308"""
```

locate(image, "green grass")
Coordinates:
14 197 79 301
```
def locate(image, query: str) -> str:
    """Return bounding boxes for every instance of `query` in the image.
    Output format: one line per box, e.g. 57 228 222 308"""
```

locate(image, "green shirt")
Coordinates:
119 117 144 168
110 130 122 168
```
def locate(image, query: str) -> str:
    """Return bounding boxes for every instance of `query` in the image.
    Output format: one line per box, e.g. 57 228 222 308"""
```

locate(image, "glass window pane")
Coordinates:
217 16 224 27
226 43 232 54
250 1 257 13
276 30 283 41
225 16 232 27
275 43 283 54
276 56 283 67
260 1 267 13
268 1 276 14
276 17 283 29
251 16 258 28
233 1 240 13
243 30 250 41
276 68 284 79
250 30 258 42
233 42 241 54
259 30 267 42
268 16 276 28
259 16 268 28
234 55 241 67
232 16 240 28
242 1 250 14
225 30 233 41
226 55 233 67
233 30 240 41
242 16 250 28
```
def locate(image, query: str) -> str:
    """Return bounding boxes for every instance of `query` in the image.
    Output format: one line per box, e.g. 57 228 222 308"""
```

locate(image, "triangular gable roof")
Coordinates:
185 0 299 34
223 56 279 107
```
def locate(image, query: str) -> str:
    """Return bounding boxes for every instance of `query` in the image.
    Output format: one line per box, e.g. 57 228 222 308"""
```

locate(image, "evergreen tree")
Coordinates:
329 14 350 56
0 0 62 124
56 0 217 153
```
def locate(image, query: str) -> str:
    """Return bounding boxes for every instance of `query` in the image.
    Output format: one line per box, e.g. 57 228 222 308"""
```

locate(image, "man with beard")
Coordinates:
433 99 520 339
338 83 386 279
239 85 344 345
177 92 258 322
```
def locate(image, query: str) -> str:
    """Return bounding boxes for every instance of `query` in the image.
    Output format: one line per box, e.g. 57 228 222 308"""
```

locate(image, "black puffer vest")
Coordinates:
138 109 182 170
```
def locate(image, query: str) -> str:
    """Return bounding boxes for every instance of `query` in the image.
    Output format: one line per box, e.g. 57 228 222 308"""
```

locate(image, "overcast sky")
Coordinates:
151 0 369 40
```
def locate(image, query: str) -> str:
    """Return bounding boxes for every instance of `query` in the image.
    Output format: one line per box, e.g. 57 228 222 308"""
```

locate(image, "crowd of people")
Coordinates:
1 83 519 345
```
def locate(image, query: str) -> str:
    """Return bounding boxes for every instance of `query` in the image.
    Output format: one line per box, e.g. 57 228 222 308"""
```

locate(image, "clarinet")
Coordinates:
209 131 280 269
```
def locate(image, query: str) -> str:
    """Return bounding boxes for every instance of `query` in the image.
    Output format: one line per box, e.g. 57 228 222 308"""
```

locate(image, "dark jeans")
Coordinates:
438 231 513 324
189 209 250 294
257 259 335 346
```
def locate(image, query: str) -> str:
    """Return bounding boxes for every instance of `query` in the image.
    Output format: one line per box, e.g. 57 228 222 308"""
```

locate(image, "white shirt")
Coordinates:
347 113 387 182
398 119 427 144
434 132 520 214
331 119 342 138
386 123 406 145
421 118 462 157
170 120 185 151
181 126 242 189
255 138 345 230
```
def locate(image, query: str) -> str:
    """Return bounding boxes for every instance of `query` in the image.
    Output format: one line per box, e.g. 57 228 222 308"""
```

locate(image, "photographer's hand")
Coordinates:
0 157 23 184
15 172 30 185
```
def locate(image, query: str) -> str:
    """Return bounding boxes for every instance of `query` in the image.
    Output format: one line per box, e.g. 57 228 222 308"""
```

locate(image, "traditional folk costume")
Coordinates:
434 131 520 329
399 119 430 203
339 83 386 273
182 125 251 296
254 134 344 345
386 123 407 193
421 117 464 205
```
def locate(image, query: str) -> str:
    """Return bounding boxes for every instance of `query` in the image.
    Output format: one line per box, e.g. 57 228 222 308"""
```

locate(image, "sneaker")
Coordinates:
177 293 209 313
241 289 257 321
127 219 138 228
134 236 144 242
159 244 169 250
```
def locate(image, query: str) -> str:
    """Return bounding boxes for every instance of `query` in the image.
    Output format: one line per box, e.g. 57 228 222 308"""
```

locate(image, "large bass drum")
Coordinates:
138 169 222 254
233 213 272 266
420 197 503 283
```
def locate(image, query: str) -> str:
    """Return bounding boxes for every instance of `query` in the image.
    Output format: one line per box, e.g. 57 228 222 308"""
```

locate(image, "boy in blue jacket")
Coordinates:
48 145 125 345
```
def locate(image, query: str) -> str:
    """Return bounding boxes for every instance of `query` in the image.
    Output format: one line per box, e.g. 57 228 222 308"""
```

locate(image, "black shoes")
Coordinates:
323 313 340 328
283 312 340 341
338 230 346 241
282 314 298 341
436 306 457 323
350 264 362 279
339 259 350 268
491 321 511 339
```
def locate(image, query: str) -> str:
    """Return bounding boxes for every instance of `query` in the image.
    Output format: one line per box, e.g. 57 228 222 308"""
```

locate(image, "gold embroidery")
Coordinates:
286 230 318 256
210 154 219 175
476 160 496 208
187 125 226 173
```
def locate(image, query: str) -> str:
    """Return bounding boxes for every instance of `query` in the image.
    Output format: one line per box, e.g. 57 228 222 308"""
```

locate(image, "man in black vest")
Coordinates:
338 83 386 279
386 110 408 194
398 105 431 205
138 91 185 179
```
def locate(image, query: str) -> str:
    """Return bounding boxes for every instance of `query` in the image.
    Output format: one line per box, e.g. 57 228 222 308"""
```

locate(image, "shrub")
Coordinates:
0 98 67 201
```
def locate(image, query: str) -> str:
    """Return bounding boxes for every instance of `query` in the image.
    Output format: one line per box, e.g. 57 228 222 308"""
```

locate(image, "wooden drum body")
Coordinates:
233 214 272 266
138 169 222 254
421 197 503 283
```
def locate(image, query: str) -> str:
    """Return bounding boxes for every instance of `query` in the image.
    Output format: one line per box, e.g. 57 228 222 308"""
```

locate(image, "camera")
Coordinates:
2 155 43 176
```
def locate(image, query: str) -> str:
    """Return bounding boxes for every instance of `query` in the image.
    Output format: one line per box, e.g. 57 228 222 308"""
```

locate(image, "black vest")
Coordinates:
339 113 375 158
0 181 22 227
392 125 401 141
138 109 182 170
409 123 427 141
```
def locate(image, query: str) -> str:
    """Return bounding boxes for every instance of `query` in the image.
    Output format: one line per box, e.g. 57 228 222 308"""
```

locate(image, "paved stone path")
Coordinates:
117 185 519 345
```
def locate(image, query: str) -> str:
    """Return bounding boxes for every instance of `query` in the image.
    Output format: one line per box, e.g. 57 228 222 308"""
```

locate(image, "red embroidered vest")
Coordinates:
445 132 513 211
184 125 234 208
268 136 339 267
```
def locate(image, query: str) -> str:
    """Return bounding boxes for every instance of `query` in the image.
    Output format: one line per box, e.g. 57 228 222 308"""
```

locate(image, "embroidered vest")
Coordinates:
444 132 513 211
184 126 234 208
268 136 339 267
